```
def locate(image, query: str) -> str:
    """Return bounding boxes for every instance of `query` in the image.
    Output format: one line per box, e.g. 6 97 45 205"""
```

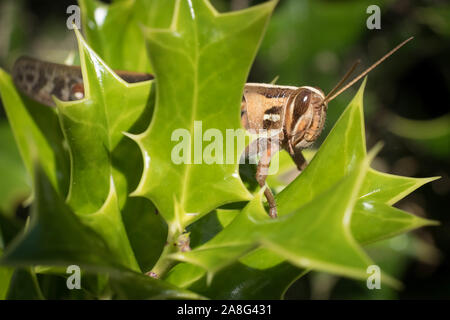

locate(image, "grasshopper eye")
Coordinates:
290 90 311 130
294 90 310 116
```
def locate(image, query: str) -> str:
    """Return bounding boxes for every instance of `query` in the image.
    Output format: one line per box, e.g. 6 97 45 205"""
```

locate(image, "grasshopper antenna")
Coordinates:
324 36 414 103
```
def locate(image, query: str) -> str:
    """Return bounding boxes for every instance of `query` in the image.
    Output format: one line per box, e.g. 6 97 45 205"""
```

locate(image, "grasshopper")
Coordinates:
11 38 413 218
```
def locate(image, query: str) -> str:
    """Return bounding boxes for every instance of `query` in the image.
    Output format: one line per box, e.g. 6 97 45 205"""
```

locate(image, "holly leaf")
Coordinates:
0 70 69 196
130 0 277 230
54 30 158 271
351 201 439 245
0 165 201 299
79 0 176 73
169 82 436 293
109 269 205 300
79 0 171 273
0 248 14 300
1 165 121 269
165 250 303 299
0 121 30 216
172 153 397 286
5 268 44 300
57 29 151 212
275 80 368 215
359 169 439 205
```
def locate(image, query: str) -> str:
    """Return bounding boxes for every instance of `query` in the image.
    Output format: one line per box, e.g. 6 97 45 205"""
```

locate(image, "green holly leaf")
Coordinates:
169 82 436 293
0 121 30 216
0 165 201 299
0 248 14 300
54 30 158 271
1 165 120 269
275 79 438 247
351 201 439 245
5 268 44 300
173 153 396 286
0 0 439 300
57 29 151 212
0 70 69 196
165 250 303 299
79 0 170 271
109 269 205 300
359 169 439 205
120 197 167 273
130 0 277 230
275 80 368 215
79 0 176 73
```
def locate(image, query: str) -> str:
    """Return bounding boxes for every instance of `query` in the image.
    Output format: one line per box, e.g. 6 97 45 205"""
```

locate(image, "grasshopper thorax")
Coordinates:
240 84 327 152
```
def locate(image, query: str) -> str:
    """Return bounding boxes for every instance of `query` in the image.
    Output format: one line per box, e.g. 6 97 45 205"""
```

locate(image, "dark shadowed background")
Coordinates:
0 0 448 299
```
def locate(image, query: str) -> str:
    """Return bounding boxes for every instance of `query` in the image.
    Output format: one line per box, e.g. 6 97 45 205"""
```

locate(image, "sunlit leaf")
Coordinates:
131 0 277 230
359 169 439 205
80 0 176 73
276 80 367 215
0 70 69 196
172 159 389 286
170 82 435 293
351 201 439 245
54 30 157 271
57 29 151 212
0 0 439 300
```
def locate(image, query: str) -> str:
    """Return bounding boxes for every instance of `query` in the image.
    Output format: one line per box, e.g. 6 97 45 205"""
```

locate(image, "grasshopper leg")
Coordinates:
290 149 308 171
256 140 278 219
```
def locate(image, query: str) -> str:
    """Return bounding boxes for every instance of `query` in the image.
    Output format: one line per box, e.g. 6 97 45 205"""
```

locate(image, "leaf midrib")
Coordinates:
180 13 200 224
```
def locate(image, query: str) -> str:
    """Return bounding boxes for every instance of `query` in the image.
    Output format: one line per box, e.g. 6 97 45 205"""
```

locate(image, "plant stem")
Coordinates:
149 226 180 279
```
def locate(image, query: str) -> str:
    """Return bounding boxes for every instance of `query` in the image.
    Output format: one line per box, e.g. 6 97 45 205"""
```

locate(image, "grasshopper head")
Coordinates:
285 86 327 151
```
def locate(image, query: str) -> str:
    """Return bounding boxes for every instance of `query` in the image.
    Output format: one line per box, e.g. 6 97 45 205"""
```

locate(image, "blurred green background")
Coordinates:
0 0 448 299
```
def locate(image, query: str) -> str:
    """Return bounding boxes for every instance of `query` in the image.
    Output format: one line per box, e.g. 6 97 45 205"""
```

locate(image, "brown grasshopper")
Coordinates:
240 37 413 218
11 38 413 219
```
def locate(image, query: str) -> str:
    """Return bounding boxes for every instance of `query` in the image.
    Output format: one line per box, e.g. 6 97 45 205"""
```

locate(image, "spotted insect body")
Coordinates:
12 56 153 106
